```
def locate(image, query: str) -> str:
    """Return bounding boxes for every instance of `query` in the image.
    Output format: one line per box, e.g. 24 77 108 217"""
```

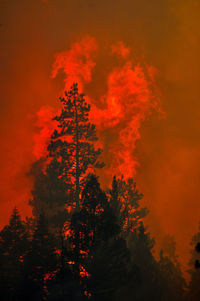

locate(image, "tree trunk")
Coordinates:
75 101 80 210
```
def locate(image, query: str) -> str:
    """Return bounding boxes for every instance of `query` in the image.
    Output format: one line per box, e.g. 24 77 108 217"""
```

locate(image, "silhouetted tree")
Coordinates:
195 242 200 268
186 226 200 300
157 235 186 300
44 231 82 301
116 218 186 301
158 250 186 301
124 225 164 301
109 176 122 226
48 83 104 210
29 159 69 235
69 174 131 300
109 177 176 301
0 208 29 300
27 84 104 299
109 176 148 236
21 214 57 301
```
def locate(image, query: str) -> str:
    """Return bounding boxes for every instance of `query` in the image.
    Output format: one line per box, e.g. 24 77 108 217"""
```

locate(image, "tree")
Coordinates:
69 174 131 300
0 208 29 300
159 235 186 300
109 176 148 236
109 176 122 227
29 159 69 234
21 214 57 301
124 225 164 301
194 242 200 268
28 83 104 299
109 176 167 301
48 83 104 210
158 250 186 301
186 226 200 301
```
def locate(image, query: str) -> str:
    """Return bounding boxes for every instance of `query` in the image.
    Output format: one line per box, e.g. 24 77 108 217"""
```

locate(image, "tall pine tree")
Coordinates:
48 83 104 210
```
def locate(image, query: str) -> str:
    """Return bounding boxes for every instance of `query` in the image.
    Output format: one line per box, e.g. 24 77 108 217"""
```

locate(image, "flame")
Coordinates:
34 36 162 181
33 105 58 160
51 36 98 92
91 59 161 178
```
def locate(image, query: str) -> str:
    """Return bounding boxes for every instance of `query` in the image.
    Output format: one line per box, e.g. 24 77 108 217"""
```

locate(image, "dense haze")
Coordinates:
0 0 200 276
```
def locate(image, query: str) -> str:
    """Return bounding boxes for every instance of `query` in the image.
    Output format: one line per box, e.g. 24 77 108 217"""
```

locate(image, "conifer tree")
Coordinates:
186 226 200 301
158 250 186 301
29 159 69 234
22 214 57 301
69 174 130 300
195 242 200 268
48 83 104 210
109 176 148 235
109 176 122 226
28 84 104 299
0 208 29 300
123 225 162 301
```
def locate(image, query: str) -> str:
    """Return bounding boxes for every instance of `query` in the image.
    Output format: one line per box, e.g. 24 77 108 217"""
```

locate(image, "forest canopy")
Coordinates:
0 84 199 301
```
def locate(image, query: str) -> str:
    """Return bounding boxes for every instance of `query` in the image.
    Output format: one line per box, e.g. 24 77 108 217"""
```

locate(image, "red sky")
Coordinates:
0 0 200 276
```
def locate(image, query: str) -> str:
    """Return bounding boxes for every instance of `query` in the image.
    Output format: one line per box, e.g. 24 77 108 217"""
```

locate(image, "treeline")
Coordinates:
0 84 199 300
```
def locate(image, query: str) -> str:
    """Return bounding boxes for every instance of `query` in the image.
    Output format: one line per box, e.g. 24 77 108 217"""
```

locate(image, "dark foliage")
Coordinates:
21 214 57 300
48 83 104 209
0 208 29 301
68 174 131 300
186 229 200 300
0 83 188 301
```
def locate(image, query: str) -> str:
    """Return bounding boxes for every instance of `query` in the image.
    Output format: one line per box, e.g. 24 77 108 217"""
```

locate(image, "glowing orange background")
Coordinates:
0 0 200 277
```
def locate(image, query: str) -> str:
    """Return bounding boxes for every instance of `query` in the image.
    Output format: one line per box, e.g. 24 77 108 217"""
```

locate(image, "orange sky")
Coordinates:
0 0 200 276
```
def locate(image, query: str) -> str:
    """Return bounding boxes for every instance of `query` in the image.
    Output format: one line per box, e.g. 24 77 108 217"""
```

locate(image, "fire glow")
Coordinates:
34 36 162 180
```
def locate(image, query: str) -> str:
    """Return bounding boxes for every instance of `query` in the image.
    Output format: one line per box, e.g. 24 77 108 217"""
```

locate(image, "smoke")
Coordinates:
43 37 161 181
51 36 98 92
33 106 58 159
0 0 200 278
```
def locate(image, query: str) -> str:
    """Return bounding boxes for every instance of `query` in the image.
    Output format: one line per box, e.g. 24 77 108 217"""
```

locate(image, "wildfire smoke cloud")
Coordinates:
1 0 200 279
35 36 162 182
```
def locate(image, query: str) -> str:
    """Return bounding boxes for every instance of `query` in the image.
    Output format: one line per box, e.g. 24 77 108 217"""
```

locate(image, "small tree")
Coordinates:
187 226 200 301
158 250 186 301
48 83 104 210
0 208 29 300
123 225 163 301
29 159 69 234
109 176 148 235
22 214 57 300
